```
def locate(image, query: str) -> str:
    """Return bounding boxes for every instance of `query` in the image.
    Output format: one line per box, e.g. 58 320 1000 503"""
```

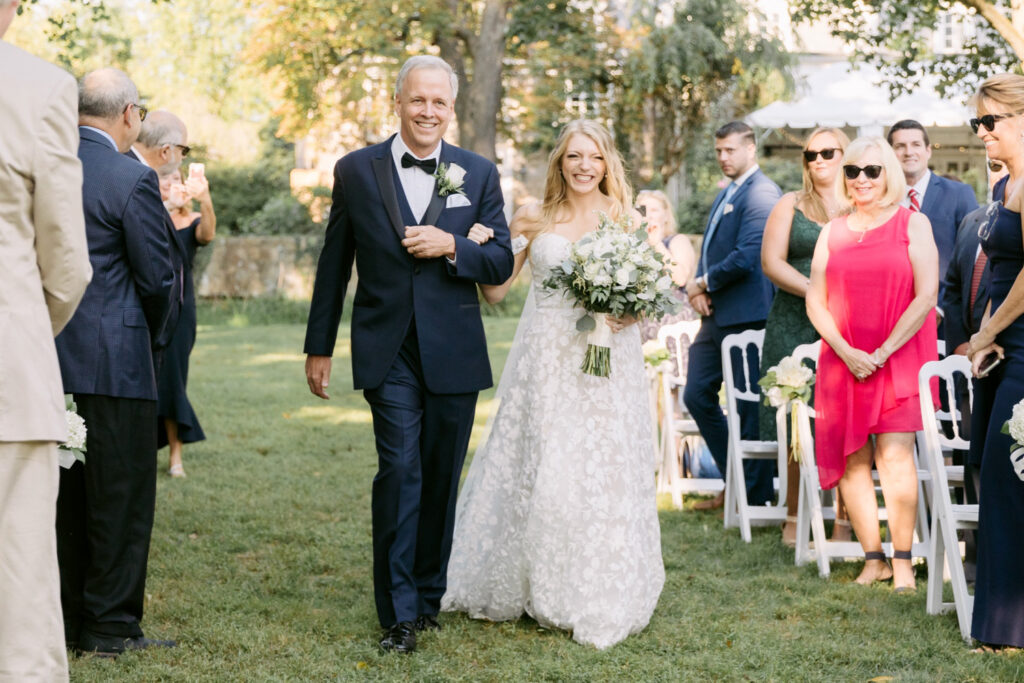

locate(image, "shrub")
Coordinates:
242 194 321 235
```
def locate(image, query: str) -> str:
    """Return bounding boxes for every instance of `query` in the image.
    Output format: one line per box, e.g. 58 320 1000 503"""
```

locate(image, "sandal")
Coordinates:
855 550 893 585
168 463 187 478
891 549 916 593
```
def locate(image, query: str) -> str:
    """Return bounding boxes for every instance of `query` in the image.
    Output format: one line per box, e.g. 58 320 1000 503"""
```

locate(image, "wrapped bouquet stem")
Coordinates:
758 355 815 462
543 212 680 378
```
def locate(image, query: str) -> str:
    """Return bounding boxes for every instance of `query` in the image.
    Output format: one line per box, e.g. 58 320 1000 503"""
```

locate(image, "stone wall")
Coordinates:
195 235 324 300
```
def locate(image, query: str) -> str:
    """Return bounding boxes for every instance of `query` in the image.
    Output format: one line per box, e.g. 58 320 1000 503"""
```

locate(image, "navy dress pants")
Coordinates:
683 317 774 506
363 325 477 628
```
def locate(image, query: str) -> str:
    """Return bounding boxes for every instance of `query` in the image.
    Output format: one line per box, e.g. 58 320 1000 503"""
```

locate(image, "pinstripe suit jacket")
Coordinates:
55 128 175 400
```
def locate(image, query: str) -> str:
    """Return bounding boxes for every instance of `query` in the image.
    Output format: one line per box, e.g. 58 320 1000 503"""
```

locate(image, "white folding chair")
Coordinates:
918 354 977 642
655 320 722 509
721 329 784 541
792 341 932 575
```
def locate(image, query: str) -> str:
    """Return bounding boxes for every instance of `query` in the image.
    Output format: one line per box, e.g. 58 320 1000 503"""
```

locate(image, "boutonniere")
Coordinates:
723 203 734 215
434 162 467 197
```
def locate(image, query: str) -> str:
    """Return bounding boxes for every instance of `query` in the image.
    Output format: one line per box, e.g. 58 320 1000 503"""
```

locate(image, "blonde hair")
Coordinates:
834 136 905 210
636 189 677 238
797 127 849 224
539 119 632 230
972 73 1024 115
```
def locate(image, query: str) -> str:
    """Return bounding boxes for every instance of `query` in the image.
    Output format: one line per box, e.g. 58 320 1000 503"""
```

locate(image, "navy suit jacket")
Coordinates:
304 136 514 394
124 147 185 349
920 173 978 300
696 168 781 327
55 128 176 400
940 203 993 353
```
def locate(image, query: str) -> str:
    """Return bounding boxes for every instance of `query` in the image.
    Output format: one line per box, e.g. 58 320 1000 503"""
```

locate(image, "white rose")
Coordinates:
593 273 612 286
446 163 467 186
615 267 632 287
775 356 812 388
64 410 87 450
642 340 665 356
1009 400 1024 445
584 262 601 280
766 386 785 407
655 275 673 291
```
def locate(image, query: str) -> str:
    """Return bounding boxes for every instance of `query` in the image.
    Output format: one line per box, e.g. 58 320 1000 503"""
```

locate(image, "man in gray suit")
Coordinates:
0 0 92 678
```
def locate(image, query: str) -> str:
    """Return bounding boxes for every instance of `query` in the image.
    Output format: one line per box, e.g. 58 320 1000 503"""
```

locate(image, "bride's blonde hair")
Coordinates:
536 119 633 232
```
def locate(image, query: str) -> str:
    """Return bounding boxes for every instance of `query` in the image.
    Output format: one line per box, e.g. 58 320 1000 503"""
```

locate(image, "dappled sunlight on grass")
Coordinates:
291 404 373 425
246 352 307 366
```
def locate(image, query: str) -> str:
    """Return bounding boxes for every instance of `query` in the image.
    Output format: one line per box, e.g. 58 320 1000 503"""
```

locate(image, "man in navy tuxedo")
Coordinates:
888 120 978 319
304 56 513 653
683 122 781 509
55 68 177 657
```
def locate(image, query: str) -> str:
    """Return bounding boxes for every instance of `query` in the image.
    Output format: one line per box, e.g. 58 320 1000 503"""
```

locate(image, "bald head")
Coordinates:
79 68 139 120
134 110 188 174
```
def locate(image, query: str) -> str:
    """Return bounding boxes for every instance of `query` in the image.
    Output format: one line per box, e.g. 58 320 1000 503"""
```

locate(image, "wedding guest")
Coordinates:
940 158 1007 581
303 55 513 654
636 190 697 374
683 121 781 510
128 110 190 352
54 67 177 656
964 73 1024 650
759 127 849 547
157 168 216 478
887 120 977 314
806 136 938 592
0 2 91 677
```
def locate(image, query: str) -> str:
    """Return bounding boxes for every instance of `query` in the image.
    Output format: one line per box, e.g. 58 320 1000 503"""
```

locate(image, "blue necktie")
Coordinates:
701 182 738 272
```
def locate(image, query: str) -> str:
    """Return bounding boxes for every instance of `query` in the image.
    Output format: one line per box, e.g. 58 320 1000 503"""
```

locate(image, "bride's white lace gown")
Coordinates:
441 232 665 650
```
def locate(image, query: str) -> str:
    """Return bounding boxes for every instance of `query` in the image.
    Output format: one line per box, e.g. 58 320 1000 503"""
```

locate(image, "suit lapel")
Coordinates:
420 141 448 227
704 189 728 233
920 174 942 216
371 149 406 241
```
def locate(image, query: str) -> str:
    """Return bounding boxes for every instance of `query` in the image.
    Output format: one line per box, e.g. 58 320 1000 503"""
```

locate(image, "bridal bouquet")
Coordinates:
1001 398 1024 481
758 355 815 462
543 212 679 377
59 395 87 470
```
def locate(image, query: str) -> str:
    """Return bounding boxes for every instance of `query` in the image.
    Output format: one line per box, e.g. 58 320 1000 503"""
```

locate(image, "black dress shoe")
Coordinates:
415 614 441 631
379 621 416 653
77 633 177 658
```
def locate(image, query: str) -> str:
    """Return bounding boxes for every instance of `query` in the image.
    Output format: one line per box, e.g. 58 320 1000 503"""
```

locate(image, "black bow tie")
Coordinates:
401 152 437 175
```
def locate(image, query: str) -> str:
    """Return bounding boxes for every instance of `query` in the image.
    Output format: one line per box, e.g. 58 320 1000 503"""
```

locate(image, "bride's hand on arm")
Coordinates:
606 314 638 332
478 203 539 305
467 223 494 245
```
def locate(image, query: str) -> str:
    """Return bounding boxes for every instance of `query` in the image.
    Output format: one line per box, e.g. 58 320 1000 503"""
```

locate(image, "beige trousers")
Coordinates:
0 441 68 683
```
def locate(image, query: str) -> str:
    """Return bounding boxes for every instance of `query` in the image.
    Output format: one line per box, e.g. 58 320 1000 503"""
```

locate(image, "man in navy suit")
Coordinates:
683 121 781 509
887 120 978 319
304 56 513 653
55 68 177 657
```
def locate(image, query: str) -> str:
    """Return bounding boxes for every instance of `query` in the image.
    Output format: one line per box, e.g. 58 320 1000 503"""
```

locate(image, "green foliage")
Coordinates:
614 0 792 184
205 162 289 234
64 320 1024 680
790 0 1023 103
197 297 313 327
760 157 805 195
242 194 321 236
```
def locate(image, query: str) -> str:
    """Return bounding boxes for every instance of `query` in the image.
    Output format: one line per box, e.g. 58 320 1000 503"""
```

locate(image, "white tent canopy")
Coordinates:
746 60 971 135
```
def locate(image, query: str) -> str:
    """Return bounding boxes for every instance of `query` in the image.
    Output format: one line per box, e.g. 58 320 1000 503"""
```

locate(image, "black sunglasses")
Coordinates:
161 142 191 157
843 164 883 180
970 112 1022 134
988 159 1005 173
803 148 840 162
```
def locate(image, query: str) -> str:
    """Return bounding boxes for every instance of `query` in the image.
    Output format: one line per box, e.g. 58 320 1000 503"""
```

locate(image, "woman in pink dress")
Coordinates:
806 136 939 591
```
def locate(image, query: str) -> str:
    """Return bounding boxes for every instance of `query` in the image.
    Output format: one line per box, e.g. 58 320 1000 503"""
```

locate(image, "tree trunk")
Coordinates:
964 0 1024 62
436 0 507 162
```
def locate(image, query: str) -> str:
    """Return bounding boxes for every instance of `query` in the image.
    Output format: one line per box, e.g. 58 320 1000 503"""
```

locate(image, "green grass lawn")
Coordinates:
67 319 1023 681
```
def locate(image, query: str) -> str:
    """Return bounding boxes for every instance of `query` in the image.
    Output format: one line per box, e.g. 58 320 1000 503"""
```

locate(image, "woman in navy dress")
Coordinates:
966 74 1024 650
157 167 216 477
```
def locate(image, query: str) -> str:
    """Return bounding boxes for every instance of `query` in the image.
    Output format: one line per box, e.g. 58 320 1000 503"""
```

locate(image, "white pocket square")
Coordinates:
723 203 734 215
446 194 472 208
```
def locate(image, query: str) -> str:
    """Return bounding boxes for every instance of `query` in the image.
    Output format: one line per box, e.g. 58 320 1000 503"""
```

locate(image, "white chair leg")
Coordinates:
723 443 737 529
926 514 944 615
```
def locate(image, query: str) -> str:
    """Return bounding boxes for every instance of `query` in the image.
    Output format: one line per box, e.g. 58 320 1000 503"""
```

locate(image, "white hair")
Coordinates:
394 56 458 101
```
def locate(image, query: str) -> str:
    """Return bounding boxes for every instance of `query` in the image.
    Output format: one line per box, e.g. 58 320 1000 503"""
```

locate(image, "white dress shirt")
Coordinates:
391 134 441 223
900 169 931 209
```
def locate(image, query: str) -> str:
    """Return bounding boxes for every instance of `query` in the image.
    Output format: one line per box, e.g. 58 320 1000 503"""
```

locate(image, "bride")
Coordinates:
441 119 665 649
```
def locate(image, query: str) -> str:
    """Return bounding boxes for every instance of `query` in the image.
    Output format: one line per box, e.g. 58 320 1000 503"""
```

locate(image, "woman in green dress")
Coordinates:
759 127 849 547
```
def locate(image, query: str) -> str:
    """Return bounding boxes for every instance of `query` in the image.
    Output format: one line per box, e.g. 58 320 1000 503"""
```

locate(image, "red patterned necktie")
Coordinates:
908 188 921 212
970 249 988 311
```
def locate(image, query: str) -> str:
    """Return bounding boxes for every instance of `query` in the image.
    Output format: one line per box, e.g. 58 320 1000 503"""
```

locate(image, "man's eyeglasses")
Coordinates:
803 148 840 162
988 159 1005 173
125 103 148 122
161 143 191 157
843 164 883 180
970 112 1023 134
